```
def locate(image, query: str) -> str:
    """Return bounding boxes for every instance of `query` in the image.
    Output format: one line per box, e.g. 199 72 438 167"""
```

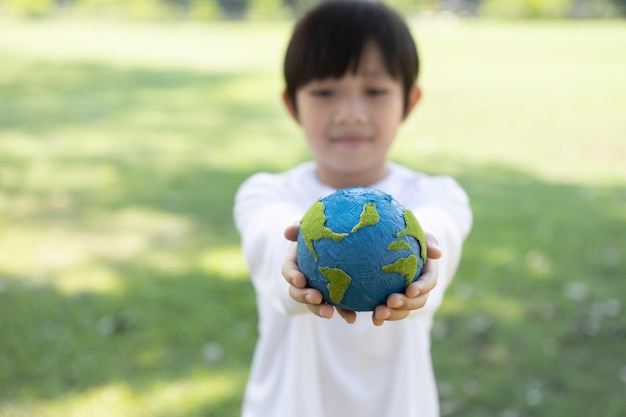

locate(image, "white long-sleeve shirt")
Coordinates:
234 162 472 417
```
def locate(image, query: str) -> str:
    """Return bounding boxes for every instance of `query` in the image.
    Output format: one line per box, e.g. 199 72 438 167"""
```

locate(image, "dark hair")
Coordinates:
283 0 419 113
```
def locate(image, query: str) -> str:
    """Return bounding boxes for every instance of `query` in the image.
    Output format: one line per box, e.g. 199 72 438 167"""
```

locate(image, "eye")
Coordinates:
310 89 333 98
366 88 389 96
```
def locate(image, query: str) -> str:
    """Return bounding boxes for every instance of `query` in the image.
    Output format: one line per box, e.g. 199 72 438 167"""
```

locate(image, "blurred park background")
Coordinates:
0 0 625 416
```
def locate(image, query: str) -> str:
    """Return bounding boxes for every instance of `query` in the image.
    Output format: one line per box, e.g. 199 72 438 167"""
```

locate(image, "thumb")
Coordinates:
284 221 301 242
424 232 442 260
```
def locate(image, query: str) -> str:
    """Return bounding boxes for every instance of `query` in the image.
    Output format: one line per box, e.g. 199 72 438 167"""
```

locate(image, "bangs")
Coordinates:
289 10 381 81
284 1 419 110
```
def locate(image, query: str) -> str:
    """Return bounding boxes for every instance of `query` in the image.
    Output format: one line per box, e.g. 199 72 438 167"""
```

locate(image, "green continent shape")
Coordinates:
301 201 348 261
351 202 380 233
318 266 352 304
387 240 411 251
396 209 426 261
382 255 418 287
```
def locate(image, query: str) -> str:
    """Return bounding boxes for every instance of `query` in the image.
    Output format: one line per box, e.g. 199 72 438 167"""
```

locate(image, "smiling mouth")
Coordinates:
331 135 372 147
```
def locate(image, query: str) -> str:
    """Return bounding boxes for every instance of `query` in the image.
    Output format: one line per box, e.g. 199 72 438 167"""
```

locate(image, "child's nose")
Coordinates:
334 96 367 124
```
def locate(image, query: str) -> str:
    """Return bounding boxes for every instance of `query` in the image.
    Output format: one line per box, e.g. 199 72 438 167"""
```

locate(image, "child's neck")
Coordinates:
316 165 389 190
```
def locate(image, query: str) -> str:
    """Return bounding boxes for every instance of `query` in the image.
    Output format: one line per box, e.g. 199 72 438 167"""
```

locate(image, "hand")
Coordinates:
371 233 442 326
282 223 357 324
282 224 441 326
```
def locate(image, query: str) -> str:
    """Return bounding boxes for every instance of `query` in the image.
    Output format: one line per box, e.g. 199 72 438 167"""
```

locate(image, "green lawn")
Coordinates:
0 16 625 417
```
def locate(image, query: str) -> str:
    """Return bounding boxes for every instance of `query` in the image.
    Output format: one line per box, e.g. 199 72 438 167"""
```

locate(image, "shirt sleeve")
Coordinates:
234 173 310 316
410 176 472 314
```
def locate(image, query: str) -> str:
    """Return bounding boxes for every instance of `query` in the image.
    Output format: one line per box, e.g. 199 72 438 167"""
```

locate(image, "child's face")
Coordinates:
288 42 419 187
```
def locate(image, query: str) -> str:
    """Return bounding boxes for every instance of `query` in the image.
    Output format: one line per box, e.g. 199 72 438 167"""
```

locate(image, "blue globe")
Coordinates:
297 187 426 312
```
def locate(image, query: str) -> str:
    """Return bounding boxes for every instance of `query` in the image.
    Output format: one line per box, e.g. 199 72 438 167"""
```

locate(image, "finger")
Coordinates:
373 304 413 326
372 305 391 326
336 307 357 324
289 285 323 305
412 258 438 295
307 303 335 319
375 296 430 323
381 308 412 322
384 259 437 304
382 263 436 313
387 291 431 313
282 244 307 288
387 292 408 308
284 222 301 242
424 232 442 260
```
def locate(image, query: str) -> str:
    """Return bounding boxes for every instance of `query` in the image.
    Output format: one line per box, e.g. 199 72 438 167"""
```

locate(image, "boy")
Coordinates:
234 1 472 416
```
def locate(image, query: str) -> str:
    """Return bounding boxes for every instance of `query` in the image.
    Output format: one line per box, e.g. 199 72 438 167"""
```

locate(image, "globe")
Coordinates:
297 186 426 312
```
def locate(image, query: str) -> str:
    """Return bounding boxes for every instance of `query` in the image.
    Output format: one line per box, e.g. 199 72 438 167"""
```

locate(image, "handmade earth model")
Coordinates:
297 187 427 312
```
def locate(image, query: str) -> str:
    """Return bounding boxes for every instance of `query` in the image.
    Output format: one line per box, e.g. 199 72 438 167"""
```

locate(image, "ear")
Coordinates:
282 90 300 124
403 85 422 120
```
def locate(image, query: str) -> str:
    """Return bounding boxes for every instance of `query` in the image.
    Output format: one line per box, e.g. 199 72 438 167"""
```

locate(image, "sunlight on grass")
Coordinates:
138 250 192 275
112 208 191 239
27 162 120 192
202 134 308 172
56 266 124 295
398 20 626 185
3 370 246 417
141 372 246 414
0 228 88 274
0 19 290 73
0 133 128 161
0 226 146 278
0 208 191 282
198 245 248 280
4 19 621 182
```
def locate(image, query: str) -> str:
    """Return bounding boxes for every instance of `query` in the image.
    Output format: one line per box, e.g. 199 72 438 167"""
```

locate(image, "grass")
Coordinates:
0 16 625 417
